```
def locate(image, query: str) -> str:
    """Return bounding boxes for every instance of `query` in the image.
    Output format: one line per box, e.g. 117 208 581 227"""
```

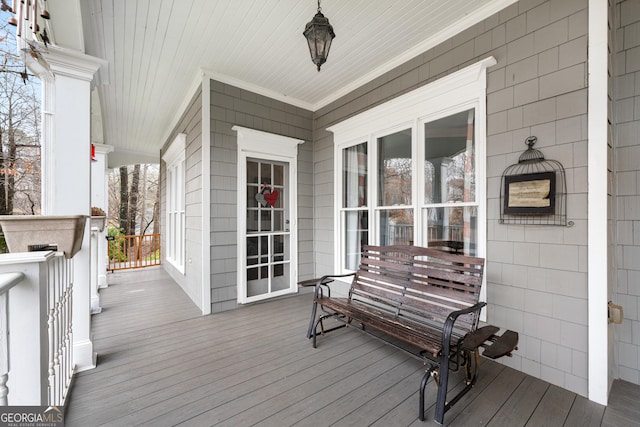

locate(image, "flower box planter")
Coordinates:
90 216 106 232
0 215 88 259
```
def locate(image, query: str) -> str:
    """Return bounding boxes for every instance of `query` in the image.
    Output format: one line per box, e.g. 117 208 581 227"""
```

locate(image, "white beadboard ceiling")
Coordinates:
75 0 515 163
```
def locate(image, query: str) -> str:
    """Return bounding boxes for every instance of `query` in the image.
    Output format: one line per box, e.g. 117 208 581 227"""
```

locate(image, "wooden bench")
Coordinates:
307 244 518 424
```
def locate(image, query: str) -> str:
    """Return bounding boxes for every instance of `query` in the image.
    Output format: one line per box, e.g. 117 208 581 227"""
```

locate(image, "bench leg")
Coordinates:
434 358 450 424
431 349 479 424
307 300 319 339
419 364 437 421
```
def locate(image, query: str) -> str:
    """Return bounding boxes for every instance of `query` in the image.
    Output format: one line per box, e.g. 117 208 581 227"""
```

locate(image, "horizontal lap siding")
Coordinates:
161 89 204 309
613 0 640 386
312 0 589 396
209 80 313 313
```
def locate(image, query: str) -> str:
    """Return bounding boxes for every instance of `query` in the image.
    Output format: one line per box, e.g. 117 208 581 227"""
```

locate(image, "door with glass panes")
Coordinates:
241 158 293 302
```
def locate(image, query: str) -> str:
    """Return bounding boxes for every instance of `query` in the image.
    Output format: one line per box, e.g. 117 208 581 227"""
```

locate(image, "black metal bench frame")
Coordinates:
307 245 517 424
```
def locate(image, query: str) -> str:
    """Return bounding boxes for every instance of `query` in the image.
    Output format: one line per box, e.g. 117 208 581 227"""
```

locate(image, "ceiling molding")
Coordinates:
312 0 517 110
203 0 516 112
81 0 519 160
202 69 315 112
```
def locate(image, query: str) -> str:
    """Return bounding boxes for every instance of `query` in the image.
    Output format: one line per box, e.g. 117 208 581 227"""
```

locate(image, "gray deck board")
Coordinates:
565 396 606 427
65 268 640 427
487 375 549 427
526 384 576 426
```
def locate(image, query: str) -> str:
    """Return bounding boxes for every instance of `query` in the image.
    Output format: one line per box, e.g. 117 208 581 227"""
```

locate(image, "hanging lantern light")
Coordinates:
303 0 335 72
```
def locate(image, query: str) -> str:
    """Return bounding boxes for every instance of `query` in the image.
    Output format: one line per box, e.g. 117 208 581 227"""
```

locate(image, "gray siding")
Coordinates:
160 88 204 310
209 80 313 314
313 0 589 396
613 0 640 386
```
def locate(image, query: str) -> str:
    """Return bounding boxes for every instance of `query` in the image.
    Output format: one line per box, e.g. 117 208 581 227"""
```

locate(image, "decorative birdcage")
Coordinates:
499 136 572 226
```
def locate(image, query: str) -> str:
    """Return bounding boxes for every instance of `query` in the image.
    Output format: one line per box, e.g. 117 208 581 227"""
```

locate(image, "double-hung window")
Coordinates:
163 133 186 273
331 58 494 274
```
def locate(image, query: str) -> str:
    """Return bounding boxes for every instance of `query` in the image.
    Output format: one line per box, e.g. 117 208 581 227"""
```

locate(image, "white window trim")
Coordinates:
162 133 186 274
328 56 495 309
233 126 304 304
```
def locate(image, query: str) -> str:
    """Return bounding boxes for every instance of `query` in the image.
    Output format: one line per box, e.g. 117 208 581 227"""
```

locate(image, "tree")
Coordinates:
127 163 140 235
110 164 159 236
0 19 40 215
118 165 128 232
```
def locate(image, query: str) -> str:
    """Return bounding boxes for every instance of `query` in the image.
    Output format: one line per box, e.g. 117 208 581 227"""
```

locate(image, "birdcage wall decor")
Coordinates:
499 136 572 226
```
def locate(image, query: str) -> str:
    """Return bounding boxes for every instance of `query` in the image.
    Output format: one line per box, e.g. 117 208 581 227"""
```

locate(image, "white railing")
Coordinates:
0 251 74 406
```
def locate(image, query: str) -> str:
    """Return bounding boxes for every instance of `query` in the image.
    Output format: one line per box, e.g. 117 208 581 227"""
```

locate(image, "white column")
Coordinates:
89 227 101 314
91 143 113 290
588 0 610 405
39 46 106 373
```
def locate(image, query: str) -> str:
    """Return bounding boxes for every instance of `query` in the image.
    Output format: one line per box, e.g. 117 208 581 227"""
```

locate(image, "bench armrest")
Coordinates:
442 301 487 351
314 273 356 298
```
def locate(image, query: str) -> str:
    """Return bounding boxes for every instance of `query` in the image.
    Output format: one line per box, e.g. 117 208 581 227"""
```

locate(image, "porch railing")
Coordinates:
0 251 73 406
108 234 161 271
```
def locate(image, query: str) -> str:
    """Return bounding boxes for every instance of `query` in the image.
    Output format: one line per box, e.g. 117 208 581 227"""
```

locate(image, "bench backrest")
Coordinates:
349 245 485 336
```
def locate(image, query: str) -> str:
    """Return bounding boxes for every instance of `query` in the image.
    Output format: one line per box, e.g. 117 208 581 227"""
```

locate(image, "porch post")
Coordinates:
588 0 610 405
39 46 105 372
91 143 114 290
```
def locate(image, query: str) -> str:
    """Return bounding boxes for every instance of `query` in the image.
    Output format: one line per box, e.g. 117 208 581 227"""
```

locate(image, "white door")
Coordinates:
242 158 294 302
235 126 302 304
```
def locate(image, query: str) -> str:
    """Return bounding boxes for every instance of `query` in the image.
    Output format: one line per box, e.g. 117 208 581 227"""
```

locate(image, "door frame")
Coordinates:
234 126 304 304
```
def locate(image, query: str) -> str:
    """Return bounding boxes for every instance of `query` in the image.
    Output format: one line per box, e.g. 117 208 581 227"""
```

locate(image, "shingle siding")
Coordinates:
614 0 640 387
208 80 313 314
160 89 204 310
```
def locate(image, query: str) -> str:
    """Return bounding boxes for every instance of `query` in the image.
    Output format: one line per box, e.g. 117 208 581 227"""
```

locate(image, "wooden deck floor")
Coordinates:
65 268 640 427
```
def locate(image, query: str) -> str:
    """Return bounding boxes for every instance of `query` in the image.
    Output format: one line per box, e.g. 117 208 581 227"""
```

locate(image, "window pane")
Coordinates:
247 185 259 207
343 143 367 208
272 263 290 291
273 164 284 186
378 129 412 206
273 186 283 209
344 210 368 270
247 237 258 256
247 161 259 184
272 235 289 261
246 210 258 232
424 109 475 204
261 210 272 232
423 206 478 256
273 211 283 231
261 162 271 184
378 208 413 246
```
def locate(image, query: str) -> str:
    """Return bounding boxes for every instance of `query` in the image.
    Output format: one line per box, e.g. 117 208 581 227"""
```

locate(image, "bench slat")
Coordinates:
316 297 465 357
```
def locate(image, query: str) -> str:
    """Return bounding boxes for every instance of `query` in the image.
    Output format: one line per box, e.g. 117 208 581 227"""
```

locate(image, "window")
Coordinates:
163 133 186 273
422 109 478 255
330 57 494 273
341 142 368 270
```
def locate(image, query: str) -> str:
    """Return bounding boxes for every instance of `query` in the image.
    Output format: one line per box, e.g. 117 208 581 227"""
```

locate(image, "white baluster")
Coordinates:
47 261 56 404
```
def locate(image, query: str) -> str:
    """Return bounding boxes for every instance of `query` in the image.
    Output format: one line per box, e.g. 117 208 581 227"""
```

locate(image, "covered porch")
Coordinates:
65 268 637 426
2 0 639 418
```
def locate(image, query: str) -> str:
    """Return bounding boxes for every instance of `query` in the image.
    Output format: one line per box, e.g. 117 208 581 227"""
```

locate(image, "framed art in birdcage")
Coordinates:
503 171 556 215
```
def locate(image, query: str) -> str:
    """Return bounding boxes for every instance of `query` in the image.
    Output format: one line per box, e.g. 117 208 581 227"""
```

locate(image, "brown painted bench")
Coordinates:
307 244 518 424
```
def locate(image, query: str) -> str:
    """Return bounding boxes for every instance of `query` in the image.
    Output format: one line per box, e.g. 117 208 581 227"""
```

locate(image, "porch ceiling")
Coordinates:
77 0 516 165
